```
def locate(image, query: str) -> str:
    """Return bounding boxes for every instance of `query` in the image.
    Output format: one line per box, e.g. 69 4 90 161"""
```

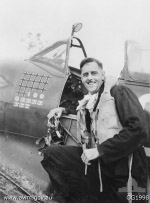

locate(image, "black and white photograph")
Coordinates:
0 0 150 202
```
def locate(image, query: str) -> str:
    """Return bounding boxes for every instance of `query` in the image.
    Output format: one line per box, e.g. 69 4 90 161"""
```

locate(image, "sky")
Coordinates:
0 0 150 76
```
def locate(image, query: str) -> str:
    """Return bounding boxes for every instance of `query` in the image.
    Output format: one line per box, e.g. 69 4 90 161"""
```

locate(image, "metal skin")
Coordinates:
0 57 69 196
0 25 150 199
0 26 87 198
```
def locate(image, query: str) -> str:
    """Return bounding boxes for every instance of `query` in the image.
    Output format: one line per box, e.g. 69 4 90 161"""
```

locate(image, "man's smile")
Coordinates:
87 81 96 85
81 61 105 94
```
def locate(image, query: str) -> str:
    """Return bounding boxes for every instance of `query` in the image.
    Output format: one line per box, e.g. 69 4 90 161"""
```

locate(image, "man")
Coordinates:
41 57 148 203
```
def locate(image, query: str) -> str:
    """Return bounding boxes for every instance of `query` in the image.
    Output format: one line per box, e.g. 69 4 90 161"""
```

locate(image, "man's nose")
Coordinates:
87 73 93 80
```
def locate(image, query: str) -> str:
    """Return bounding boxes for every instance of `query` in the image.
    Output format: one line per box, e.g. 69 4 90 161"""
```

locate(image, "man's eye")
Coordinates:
83 73 88 77
92 72 97 75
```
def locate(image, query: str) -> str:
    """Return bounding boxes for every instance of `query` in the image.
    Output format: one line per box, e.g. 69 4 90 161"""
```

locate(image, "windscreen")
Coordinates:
31 41 68 73
42 43 67 69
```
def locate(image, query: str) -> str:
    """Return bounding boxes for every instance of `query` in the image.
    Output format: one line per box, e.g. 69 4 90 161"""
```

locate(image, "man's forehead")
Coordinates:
83 61 97 66
81 62 102 72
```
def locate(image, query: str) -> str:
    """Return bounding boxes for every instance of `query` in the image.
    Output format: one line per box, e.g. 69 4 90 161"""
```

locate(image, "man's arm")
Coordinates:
97 85 147 164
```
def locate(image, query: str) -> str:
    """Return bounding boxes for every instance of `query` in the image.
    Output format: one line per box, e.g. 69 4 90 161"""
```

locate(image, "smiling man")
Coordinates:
81 59 104 94
41 57 148 203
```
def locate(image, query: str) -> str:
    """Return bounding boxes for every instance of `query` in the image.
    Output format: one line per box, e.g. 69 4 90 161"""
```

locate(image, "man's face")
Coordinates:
81 61 105 95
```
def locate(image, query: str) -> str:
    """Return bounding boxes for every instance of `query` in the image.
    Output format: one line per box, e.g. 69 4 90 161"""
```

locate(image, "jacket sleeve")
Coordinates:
97 85 147 164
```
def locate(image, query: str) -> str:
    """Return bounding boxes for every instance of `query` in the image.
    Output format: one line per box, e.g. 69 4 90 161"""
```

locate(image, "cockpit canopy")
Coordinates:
121 40 150 84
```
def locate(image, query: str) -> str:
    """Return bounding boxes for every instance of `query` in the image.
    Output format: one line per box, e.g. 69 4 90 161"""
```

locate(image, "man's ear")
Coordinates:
102 70 105 81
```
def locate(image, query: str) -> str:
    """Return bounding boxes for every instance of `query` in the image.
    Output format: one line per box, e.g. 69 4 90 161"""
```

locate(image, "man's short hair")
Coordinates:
80 57 103 70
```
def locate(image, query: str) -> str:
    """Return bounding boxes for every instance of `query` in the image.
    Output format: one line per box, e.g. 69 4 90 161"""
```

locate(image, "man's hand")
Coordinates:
47 107 65 126
81 148 99 165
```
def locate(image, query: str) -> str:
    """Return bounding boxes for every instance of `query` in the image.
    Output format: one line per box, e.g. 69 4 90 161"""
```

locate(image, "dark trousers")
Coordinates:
41 145 147 203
